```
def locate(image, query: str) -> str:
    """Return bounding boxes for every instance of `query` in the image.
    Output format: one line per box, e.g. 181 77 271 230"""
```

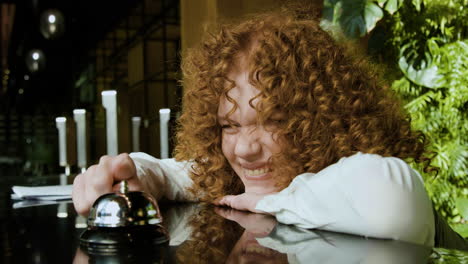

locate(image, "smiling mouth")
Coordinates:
244 167 270 177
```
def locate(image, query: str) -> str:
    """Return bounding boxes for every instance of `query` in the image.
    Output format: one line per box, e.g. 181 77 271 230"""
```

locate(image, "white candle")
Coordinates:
101 90 118 156
159 108 171 159
132 116 141 152
55 117 68 172
73 109 87 173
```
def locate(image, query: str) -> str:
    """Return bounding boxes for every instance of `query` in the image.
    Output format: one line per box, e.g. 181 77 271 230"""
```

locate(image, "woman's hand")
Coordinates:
72 153 143 216
215 207 277 237
215 192 271 214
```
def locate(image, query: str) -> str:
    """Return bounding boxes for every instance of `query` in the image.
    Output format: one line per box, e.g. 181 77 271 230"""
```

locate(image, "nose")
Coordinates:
234 128 262 161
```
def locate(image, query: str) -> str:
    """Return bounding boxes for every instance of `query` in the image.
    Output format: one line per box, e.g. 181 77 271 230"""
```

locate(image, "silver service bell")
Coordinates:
79 181 169 254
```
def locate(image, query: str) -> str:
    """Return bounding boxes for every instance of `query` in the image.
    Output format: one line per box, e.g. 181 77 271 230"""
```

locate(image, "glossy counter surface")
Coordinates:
1 174 468 263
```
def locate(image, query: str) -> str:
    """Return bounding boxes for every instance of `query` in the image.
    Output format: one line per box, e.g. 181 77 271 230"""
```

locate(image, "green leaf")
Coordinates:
333 1 343 24
398 56 444 88
412 0 422 12
375 0 387 8
322 0 364 38
404 90 436 112
322 0 337 21
452 224 468 238
456 198 468 220
364 2 384 33
384 0 399 14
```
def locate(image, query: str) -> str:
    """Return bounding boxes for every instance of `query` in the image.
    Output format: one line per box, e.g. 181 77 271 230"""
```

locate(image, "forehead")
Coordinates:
217 68 261 117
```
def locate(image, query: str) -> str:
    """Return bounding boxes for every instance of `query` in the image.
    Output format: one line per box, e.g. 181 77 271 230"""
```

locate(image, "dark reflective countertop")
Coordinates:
1 174 468 263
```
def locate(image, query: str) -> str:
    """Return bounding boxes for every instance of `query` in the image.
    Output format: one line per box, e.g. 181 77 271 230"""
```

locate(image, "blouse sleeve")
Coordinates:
129 152 197 201
256 224 432 264
254 152 435 247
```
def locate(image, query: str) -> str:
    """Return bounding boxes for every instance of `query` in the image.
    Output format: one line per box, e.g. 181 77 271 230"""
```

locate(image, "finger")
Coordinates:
212 196 224 205
111 153 137 181
218 195 243 210
84 159 113 210
110 153 142 191
220 193 265 213
78 164 99 215
72 173 88 215
215 206 250 222
90 157 113 194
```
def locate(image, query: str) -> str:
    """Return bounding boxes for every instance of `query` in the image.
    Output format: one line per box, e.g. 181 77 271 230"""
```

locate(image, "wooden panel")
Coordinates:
146 41 164 77
127 42 144 85
129 83 146 116
147 119 161 158
180 0 217 51
147 81 166 111
117 89 131 154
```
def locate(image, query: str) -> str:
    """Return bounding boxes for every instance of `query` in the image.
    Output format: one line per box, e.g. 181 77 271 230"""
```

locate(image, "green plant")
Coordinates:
322 0 404 38
322 0 468 222
389 0 468 222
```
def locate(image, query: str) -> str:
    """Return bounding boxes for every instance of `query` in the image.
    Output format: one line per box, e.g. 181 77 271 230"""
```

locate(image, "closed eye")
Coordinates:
220 123 240 131
221 122 240 127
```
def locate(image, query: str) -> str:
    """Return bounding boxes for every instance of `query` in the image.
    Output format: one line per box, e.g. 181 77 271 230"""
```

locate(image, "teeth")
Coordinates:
245 167 269 176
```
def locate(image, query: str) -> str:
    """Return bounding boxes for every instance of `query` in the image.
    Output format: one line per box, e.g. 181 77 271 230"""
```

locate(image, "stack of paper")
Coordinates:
11 185 73 201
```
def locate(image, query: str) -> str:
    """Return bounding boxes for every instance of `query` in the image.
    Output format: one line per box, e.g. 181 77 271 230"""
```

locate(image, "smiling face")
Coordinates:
218 60 283 195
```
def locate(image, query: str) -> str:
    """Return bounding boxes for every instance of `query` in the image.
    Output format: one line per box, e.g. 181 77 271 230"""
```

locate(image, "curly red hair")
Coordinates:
174 5 430 201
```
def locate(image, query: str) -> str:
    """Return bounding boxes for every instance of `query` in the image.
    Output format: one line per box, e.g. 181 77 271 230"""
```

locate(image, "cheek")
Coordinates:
221 133 236 160
264 131 283 154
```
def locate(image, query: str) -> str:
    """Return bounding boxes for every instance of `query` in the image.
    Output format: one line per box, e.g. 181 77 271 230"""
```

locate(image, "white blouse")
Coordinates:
129 152 435 247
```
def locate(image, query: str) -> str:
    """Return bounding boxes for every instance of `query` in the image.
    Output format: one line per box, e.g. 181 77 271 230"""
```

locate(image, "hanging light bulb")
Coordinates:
25 49 46 73
39 9 65 40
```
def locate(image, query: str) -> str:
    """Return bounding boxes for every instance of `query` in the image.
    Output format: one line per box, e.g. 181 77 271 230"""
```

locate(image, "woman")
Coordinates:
72 4 466 248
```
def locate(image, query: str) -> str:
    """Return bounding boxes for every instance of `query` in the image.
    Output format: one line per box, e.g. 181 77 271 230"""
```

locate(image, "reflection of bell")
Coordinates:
80 181 169 254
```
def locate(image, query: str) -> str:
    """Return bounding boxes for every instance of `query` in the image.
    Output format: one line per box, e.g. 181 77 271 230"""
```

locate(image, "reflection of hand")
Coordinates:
215 207 277 237
72 153 143 215
215 192 273 213
72 247 88 264
219 208 287 264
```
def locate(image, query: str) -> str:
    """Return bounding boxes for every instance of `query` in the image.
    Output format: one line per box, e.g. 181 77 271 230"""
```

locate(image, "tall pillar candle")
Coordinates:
159 108 170 159
101 90 118 156
73 109 87 173
55 117 70 175
132 116 141 152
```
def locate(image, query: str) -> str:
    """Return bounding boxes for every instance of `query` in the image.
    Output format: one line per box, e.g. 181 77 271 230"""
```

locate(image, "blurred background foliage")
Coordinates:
322 0 468 232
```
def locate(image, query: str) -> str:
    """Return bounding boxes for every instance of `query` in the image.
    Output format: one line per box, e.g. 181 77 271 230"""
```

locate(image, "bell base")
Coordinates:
80 225 169 255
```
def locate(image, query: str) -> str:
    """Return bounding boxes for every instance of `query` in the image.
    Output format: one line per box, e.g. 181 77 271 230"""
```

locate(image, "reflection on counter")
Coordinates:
2 199 468 263
171 205 434 264
73 204 468 264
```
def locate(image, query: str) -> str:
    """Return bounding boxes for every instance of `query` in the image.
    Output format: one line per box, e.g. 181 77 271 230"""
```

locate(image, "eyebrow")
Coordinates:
217 116 237 124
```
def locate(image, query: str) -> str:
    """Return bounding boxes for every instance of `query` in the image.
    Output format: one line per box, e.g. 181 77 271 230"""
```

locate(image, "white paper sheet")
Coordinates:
11 185 73 200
